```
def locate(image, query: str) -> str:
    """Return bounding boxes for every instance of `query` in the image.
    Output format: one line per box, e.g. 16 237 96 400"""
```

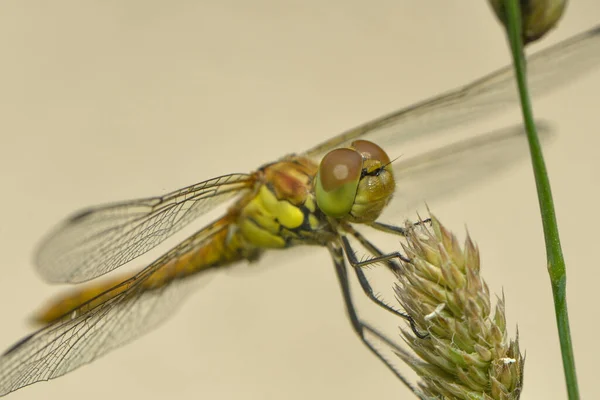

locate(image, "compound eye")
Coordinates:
315 148 362 218
352 140 391 165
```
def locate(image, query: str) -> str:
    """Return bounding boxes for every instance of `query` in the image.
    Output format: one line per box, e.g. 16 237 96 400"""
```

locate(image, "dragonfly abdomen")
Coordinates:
32 275 131 325
33 216 261 326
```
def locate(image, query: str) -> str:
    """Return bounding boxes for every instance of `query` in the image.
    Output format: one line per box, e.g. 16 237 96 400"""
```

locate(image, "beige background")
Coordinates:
1 1 599 399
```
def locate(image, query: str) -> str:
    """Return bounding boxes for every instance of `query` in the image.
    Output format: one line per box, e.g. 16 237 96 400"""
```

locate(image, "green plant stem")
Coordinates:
503 1 579 398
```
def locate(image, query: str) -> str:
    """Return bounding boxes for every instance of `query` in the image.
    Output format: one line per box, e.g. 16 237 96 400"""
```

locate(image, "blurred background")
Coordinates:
0 1 599 399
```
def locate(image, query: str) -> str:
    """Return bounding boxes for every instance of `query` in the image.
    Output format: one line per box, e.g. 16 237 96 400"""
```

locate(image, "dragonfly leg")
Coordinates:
343 223 411 267
340 235 427 339
328 243 423 397
367 218 432 237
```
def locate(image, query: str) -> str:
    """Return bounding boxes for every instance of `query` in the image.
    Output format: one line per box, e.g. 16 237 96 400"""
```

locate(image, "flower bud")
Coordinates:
489 0 568 44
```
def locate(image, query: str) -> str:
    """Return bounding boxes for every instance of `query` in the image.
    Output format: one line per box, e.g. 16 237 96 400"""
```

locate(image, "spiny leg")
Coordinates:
340 234 427 339
328 243 422 396
367 218 432 237
344 224 408 271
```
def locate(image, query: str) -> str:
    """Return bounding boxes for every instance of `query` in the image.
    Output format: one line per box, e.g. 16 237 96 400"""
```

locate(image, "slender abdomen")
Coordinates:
33 216 259 325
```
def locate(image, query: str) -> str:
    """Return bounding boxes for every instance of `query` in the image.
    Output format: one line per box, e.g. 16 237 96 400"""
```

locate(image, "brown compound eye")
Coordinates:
318 148 362 191
351 140 391 165
315 148 363 218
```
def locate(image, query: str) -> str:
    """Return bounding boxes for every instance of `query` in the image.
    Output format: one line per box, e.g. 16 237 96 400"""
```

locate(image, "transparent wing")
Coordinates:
303 25 600 159
382 122 553 218
0 221 227 397
35 173 254 283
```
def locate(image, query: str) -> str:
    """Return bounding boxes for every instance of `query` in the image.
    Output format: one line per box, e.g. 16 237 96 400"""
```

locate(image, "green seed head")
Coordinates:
395 214 524 399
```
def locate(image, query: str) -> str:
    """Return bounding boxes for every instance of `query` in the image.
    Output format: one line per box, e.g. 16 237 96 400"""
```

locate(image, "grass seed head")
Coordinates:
395 215 524 399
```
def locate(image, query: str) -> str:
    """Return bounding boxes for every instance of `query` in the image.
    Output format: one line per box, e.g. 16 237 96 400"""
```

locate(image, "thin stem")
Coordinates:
503 1 579 398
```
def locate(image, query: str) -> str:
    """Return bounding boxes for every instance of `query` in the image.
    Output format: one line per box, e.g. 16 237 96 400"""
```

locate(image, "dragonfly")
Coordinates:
1 25 599 398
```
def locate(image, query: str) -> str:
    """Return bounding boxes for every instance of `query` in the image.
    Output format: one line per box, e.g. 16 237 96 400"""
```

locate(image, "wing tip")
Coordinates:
2 332 36 357
67 208 95 223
